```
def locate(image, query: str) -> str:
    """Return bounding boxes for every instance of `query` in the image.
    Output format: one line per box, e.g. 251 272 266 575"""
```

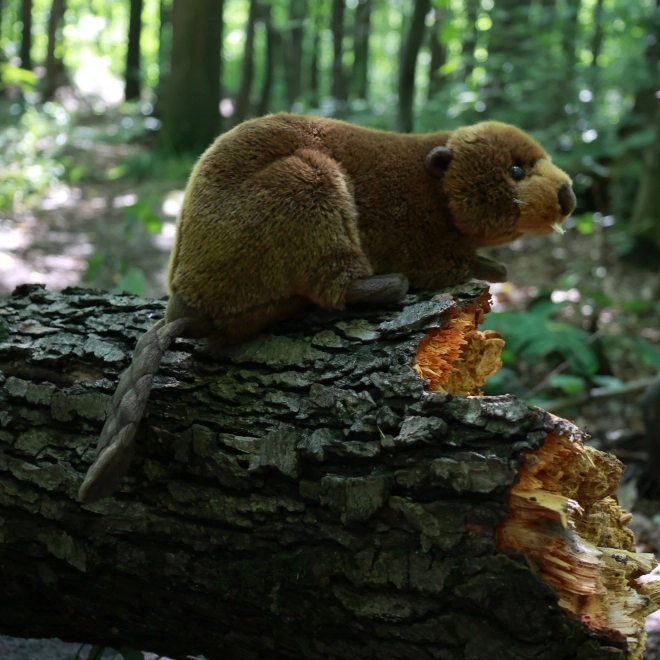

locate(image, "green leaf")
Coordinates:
115 268 147 296
591 375 624 389
630 337 660 369
483 301 599 376
84 253 105 283
574 213 595 235
621 299 653 313
0 63 38 91
549 374 587 394
125 201 163 234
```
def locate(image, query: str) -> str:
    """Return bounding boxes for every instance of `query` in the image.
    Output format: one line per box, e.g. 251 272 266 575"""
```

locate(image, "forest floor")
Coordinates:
2 134 660 658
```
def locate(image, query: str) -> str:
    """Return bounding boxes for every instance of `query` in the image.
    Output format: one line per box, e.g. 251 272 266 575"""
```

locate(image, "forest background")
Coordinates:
1 0 660 464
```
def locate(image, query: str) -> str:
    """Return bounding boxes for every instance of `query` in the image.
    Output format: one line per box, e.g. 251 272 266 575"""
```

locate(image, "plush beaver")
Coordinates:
78 113 575 503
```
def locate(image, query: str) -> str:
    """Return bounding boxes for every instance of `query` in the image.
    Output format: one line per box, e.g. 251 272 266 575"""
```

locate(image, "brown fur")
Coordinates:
79 114 575 503
168 113 574 342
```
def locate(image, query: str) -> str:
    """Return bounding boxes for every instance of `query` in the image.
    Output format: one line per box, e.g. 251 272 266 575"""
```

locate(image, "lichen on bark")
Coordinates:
0 282 655 660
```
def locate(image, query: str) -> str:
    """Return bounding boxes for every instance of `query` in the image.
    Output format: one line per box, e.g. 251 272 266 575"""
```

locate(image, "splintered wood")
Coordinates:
411 289 504 394
497 425 660 660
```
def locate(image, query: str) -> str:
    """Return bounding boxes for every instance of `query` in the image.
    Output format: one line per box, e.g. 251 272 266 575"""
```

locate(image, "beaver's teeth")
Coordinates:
552 223 565 235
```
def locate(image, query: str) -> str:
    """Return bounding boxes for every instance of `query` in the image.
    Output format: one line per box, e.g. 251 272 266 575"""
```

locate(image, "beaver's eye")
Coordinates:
511 166 524 181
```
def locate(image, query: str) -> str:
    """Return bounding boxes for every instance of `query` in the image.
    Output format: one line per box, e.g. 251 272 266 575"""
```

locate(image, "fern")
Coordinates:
482 300 599 376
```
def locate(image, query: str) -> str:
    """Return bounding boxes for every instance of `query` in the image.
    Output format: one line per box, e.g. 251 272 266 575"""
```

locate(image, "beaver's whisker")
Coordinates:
514 198 531 206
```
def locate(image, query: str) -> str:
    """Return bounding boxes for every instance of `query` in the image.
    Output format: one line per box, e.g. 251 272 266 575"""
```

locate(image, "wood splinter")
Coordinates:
410 288 660 659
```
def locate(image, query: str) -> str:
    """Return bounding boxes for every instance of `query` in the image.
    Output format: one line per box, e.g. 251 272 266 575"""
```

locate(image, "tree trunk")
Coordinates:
628 102 660 248
282 0 306 110
626 2 660 250
124 0 143 101
397 0 430 134
590 0 604 70
0 283 658 659
427 8 446 100
560 0 580 103
309 28 320 108
483 0 522 113
159 0 224 154
351 0 371 101
153 0 173 116
42 0 65 101
233 0 259 125
330 0 347 109
461 0 477 82
19 0 32 70
256 1 275 116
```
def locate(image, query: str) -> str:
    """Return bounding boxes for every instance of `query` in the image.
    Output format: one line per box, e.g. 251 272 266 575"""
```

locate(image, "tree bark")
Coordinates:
427 8 446 100
560 0 580 103
397 0 431 133
159 0 224 154
282 0 306 110
351 0 371 102
590 0 604 70
626 2 660 250
233 0 259 125
330 0 347 109
461 0 477 82
256 0 275 117
19 0 32 70
0 283 658 660
42 0 65 101
309 28 320 108
124 0 143 101
153 0 173 116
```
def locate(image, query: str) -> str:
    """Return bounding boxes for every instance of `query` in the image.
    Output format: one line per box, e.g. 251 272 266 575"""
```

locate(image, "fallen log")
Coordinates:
0 283 657 660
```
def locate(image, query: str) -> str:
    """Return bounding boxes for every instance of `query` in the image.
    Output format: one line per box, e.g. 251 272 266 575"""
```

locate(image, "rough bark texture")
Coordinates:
0 283 652 660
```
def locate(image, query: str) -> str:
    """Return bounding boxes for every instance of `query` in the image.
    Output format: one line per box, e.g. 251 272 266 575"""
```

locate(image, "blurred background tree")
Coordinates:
1 0 660 430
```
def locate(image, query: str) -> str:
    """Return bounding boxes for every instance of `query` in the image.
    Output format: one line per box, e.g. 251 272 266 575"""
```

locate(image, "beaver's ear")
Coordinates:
425 146 454 178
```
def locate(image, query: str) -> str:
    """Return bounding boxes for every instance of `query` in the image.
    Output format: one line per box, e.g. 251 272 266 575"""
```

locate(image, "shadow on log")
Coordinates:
0 282 658 660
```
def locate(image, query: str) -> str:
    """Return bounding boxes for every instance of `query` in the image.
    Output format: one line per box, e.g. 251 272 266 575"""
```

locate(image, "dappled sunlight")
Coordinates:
162 190 184 217
41 185 81 211
73 54 124 106
152 221 176 252
0 220 90 294
113 193 138 208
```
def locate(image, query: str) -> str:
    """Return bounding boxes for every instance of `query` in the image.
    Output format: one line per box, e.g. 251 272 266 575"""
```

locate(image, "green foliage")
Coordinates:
0 102 71 212
115 266 147 297
0 64 38 93
549 374 588 394
0 324 8 341
605 334 660 370
124 201 164 236
483 299 600 377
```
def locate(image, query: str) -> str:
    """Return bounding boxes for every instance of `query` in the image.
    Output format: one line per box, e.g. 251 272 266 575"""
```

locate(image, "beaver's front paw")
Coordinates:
471 256 508 283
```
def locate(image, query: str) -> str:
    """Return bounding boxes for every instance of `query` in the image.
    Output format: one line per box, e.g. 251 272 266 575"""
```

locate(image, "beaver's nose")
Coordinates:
558 183 576 216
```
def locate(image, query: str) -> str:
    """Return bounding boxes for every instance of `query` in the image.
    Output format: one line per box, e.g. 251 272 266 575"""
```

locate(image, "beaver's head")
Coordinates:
426 122 575 247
